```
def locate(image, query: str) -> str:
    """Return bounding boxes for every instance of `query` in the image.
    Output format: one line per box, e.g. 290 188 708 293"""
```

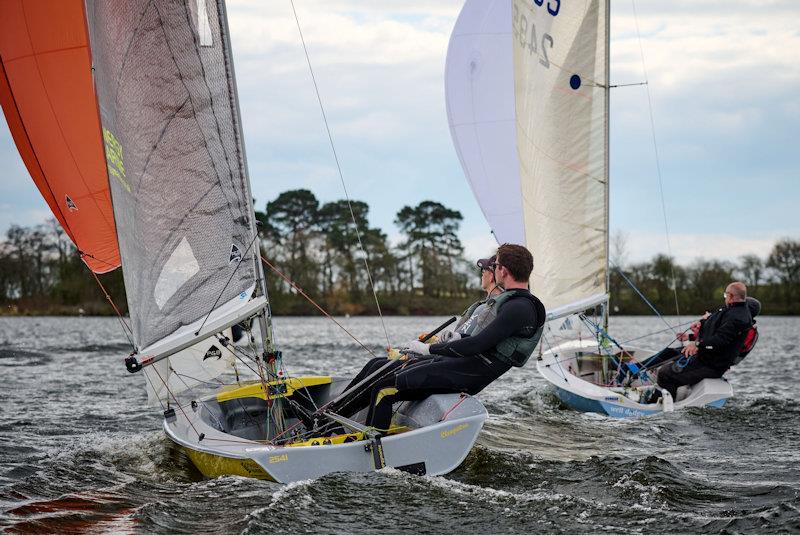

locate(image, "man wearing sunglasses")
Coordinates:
651 281 753 401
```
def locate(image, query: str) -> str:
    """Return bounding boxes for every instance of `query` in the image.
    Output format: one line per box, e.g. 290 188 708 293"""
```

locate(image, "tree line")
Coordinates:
0 190 479 316
255 189 475 314
0 190 798 316
609 233 800 315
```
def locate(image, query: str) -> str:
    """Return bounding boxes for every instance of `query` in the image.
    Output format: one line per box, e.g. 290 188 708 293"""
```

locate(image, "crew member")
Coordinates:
440 255 504 342
651 281 753 400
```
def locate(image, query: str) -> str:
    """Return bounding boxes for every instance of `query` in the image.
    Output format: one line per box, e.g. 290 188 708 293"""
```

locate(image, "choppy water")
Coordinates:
0 315 798 534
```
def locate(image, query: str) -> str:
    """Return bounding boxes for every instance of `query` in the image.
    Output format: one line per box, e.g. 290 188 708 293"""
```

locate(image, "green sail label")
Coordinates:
103 127 131 193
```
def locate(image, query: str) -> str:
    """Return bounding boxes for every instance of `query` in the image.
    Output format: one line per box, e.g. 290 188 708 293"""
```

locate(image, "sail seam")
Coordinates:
179 3 243 221
149 3 238 224
195 231 259 336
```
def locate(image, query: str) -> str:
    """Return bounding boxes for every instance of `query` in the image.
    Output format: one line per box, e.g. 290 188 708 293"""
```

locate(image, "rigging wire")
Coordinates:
613 263 676 334
261 254 379 359
620 319 693 345
150 364 204 439
86 266 135 350
631 0 681 316
288 0 391 348
195 231 260 336
608 81 648 88
142 368 167 411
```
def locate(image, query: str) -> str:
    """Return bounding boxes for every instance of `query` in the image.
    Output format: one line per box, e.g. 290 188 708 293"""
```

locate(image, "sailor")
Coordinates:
350 243 546 432
334 254 505 419
649 281 754 401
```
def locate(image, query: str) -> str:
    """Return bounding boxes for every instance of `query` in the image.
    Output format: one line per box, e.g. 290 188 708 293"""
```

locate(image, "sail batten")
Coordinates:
446 0 609 313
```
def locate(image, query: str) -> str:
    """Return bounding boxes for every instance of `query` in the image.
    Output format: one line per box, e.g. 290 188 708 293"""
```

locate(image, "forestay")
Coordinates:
446 0 609 319
85 0 264 362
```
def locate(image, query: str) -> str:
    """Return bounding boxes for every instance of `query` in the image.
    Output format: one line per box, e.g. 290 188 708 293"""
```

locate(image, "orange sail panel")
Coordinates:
0 0 119 273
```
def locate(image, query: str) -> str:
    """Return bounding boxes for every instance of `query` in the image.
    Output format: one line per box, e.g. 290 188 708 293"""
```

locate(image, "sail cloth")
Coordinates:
85 0 262 356
0 0 119 273
143 328 236 406
446 0 609 318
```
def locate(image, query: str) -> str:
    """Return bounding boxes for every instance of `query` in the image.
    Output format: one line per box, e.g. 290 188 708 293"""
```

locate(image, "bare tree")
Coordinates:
767 238 800 302
610 230 629 269
738 254 764 291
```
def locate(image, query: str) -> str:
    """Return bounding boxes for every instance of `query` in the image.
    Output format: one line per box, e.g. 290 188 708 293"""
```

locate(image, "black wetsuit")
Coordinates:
340 290 543 431
655 301 752 398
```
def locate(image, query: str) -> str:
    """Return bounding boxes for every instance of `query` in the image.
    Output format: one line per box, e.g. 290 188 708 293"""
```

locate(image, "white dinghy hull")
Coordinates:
537 339 733 418
164 377 487 482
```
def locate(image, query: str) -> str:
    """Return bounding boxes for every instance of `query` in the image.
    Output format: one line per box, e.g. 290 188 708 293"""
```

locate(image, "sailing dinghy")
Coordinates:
0 0 486 481
444 0 733 416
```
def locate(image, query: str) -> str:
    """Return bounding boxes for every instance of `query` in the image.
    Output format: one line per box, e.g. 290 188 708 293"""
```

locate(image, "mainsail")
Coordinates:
446 0 609 319
84 0 266 366
0 0 119 273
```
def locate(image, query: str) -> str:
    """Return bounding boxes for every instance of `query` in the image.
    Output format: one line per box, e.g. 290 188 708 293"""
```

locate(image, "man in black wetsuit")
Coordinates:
340 243 546 432
650 281 753 400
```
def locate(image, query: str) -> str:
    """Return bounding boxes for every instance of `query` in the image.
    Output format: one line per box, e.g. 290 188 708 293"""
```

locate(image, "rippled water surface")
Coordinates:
1 315 798 533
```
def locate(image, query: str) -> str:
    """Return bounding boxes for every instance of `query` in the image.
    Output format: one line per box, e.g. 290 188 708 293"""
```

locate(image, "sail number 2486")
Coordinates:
513 2 556 68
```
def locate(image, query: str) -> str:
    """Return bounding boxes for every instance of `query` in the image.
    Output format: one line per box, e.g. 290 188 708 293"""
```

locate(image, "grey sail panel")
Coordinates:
86 0 257 351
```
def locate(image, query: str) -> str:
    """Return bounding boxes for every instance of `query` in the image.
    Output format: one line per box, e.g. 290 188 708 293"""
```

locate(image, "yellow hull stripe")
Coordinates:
182 447 274 480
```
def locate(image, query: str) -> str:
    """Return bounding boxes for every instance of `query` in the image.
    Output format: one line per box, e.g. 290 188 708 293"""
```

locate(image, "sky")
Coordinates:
1 0 798 266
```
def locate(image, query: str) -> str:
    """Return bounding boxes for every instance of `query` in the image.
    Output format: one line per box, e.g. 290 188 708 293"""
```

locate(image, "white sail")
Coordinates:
446 0 609 318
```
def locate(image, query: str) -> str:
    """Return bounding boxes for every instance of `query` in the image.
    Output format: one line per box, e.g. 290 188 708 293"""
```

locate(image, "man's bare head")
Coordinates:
725 282 747 304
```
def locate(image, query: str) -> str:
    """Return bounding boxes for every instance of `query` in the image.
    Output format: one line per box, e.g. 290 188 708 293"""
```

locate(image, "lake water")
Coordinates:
0 315 798 533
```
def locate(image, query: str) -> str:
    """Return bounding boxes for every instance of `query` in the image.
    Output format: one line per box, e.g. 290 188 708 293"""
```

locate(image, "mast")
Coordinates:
217 0 275 351
603 0 611 332
217 0 284 432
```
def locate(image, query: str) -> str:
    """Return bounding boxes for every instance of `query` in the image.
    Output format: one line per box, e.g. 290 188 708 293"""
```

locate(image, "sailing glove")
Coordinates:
405 340 430 355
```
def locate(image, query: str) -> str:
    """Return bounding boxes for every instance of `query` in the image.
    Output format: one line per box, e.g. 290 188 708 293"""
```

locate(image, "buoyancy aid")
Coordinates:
732 324 759 366
731 296 761 366
451 299 486 335
464 289 546 367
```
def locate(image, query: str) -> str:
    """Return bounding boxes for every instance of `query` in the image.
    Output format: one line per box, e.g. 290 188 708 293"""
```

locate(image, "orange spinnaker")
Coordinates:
0 0 119 273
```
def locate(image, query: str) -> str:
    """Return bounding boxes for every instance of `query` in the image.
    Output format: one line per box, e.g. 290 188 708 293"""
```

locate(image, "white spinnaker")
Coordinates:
446 0 609 317
446 0 524 245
